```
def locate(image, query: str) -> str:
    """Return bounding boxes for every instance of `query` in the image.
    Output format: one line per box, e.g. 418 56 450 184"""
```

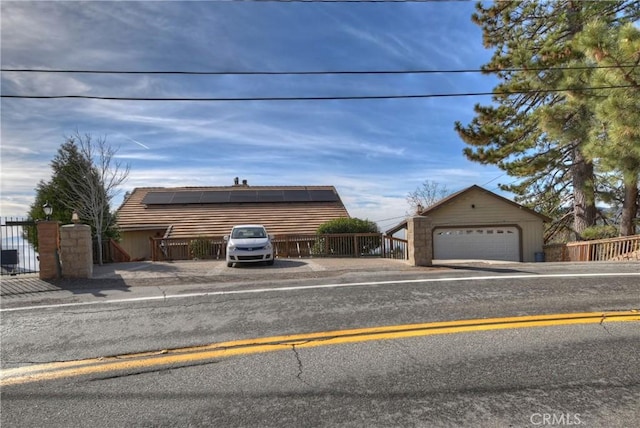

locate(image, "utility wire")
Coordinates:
229 0 472 3
2 64 636 75
2 84 634 102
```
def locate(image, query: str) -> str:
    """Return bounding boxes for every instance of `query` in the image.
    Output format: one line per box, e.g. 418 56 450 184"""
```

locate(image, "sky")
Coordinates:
1 0 504 232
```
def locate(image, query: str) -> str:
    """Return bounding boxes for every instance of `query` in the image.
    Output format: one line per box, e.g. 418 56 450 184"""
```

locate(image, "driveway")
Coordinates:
1 258 422 297
92 257 420 282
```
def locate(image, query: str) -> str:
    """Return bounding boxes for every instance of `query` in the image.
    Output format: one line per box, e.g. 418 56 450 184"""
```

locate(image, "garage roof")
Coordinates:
385 185 551 235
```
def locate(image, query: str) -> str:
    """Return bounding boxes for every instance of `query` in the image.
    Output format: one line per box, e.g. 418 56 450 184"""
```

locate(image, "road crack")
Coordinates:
291 344 311 386
599 313 615 336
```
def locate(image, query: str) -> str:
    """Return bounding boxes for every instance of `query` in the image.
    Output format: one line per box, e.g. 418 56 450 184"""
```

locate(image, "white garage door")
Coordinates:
433 227 520 261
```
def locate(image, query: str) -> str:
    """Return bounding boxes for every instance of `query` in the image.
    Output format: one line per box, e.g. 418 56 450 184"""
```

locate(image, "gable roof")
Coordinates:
385 185 551 235
116 185 350 238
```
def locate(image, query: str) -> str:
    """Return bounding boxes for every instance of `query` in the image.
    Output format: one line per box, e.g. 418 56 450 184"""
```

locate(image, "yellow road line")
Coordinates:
2 311 638 386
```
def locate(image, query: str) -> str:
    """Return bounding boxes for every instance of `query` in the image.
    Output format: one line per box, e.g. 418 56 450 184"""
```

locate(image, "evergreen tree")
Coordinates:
26 141 92 249
577 21 640 235
454 1 639 239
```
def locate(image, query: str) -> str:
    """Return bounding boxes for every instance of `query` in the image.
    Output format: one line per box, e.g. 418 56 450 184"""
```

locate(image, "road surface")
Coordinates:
1 262 639 426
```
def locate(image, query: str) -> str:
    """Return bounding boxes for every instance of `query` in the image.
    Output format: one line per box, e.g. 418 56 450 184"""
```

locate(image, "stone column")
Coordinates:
407 215 433 267
59 224 93 278
36 221 61 280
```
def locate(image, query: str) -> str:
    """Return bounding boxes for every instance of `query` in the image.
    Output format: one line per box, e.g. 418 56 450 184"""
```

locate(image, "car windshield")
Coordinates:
231 227 267 239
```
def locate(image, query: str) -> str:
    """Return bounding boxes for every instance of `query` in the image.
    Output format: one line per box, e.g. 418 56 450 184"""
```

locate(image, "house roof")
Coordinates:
385 185 552 235
116 185 350 238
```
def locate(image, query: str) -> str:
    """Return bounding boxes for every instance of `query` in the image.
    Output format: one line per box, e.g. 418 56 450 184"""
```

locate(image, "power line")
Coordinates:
229 0 472 2
1 84 634 102
2 64 636 76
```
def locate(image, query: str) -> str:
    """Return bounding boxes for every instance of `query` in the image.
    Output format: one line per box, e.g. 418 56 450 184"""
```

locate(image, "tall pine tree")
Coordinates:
577 21 640 235
455 1 639 239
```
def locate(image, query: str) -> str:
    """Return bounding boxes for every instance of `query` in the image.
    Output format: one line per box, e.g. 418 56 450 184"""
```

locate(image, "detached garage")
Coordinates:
388 185 550 263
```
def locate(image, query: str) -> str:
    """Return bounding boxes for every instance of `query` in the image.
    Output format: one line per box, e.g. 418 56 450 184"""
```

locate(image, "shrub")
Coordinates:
581 225 618 241
314 217 380 256
189 237 211 259
317 217 379 234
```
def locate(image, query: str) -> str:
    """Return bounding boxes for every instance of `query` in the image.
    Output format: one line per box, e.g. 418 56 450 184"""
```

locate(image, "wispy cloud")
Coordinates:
1 1 506 223
125 137 150 150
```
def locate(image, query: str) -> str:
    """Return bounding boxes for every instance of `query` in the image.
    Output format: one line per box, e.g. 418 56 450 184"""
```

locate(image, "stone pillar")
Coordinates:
407 215 433 267
36 221 61 280
59 224 93 278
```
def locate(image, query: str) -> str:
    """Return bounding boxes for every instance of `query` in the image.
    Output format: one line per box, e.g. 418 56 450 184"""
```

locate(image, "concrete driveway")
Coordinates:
1 258 420 297
92 257 418 281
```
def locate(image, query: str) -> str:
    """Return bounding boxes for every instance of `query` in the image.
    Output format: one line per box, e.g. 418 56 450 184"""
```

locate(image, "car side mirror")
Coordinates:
223 235 229 242
269 235 274 240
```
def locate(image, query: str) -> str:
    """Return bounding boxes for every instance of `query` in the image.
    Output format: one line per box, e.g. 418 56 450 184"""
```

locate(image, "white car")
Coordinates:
225 225 274 267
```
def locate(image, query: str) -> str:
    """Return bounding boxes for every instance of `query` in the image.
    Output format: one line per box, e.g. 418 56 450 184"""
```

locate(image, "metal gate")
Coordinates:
1 217 39 276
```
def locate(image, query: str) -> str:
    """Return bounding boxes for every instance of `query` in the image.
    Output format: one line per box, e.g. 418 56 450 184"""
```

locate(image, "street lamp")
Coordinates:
43 201 53 220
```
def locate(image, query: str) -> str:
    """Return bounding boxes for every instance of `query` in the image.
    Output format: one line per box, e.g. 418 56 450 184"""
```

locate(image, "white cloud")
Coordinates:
1 0 509 224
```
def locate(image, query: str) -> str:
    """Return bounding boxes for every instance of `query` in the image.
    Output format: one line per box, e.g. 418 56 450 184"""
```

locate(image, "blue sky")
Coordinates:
1 0 503 231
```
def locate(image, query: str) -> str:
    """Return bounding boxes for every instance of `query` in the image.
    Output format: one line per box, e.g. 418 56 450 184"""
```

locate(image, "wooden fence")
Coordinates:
565 235 640 262
93 239 132 264
150 233 408 262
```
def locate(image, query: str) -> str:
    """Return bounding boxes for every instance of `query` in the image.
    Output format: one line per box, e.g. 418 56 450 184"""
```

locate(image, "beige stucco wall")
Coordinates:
120 229 165 260
427 189 545 262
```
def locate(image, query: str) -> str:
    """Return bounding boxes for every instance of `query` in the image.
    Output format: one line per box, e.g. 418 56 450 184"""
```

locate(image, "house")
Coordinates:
387 185 550 263
116 181 350 260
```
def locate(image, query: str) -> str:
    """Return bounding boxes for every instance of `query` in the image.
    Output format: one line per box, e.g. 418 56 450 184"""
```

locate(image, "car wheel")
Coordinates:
266 259 274 266
227 262 233 268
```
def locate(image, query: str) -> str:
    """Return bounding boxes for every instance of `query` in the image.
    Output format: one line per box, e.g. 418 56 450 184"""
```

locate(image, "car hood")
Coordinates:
229 238 270 246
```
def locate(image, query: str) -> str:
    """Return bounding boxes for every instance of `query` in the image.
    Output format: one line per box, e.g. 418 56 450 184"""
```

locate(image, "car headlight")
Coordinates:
228 244 236 251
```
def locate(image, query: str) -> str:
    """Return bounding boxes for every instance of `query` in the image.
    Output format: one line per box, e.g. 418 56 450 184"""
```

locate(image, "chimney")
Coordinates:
234 177 239 186
242 179 248 186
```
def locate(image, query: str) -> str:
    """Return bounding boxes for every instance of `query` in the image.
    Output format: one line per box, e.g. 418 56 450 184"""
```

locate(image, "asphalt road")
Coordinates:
1 262 639 427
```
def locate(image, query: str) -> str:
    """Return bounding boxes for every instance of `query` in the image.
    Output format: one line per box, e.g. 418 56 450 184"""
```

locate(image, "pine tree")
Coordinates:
454 1 639 239
577 21 640 235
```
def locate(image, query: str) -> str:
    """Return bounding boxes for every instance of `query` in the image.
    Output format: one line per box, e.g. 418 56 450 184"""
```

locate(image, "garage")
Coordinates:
433 226 520 261
386 185 551 263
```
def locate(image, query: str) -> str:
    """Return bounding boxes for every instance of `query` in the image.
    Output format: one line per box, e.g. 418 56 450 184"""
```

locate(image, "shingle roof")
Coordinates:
116 185 350 238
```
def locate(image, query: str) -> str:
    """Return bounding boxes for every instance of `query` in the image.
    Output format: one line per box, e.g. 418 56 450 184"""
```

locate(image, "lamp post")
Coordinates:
43 201 53 221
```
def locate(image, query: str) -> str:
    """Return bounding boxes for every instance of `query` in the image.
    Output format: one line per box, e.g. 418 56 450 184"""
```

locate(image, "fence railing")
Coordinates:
565 235 640 262
150 234 408 262
93 239 132 264
1 217 39 276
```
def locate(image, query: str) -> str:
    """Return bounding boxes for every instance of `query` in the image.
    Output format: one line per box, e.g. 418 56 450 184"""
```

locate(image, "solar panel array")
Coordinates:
141 189 340 205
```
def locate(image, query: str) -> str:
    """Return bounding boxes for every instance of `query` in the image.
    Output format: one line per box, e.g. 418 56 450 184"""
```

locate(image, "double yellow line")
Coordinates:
2 311 638 386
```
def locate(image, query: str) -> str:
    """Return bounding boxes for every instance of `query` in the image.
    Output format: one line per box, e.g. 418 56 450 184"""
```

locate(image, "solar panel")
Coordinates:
142 188 340 205
142 192 175 204
171 191 203 204
308 189 339 202
200 191 231 203
256 190 285 202
283 190 311 202
229 191 258 203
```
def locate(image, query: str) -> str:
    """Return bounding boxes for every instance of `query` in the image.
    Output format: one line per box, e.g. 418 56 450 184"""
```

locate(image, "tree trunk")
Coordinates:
96 232 104 266
620 174 638 236
572 146 597 239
